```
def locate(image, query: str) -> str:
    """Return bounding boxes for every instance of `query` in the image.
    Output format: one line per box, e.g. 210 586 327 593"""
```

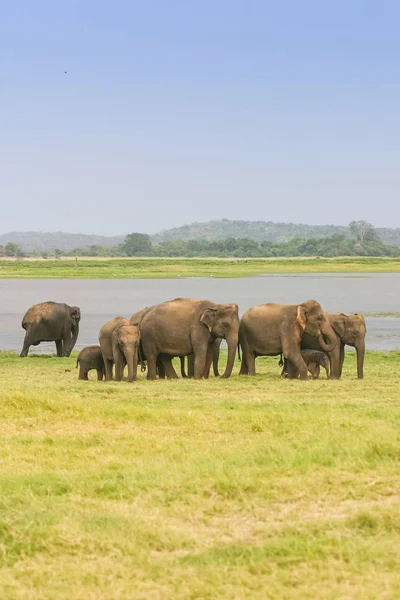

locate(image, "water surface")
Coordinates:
0 274 399 352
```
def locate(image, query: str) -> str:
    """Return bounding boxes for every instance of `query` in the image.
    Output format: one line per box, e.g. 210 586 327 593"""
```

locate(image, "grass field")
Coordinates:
1 256 400 278
1 350 400 599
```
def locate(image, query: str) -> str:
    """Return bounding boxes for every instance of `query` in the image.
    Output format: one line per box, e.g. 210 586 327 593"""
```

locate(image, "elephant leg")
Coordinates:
284 359 299 379
284 349 308 380
61 330 72 357
55 339 63 357
103 357 114 381
192 340 208 379
97 369 104 381
281 358 290 378
338 344 345 378
180 357 187 378
20 332 31 357
187 354 194 378
239 353 249 375
213 350 220 377
157 359 166 379
309 362 320 379
146 353 158 380
161 357 179 379
78 365 89 380
203 343 215 379
328 345 341 379
239 336 254 375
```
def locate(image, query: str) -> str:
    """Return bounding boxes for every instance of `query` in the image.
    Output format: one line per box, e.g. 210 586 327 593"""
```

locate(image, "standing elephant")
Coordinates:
76 345 105 380
239 299 336 379
20 301 81 357
139 298 239 380
282 349 330 379
301 313 366 379
130 307 178 379
99 317 141 382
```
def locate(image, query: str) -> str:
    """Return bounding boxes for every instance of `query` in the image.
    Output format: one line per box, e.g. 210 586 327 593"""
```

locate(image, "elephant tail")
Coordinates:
76 357 79 368
278 353 283 367
237 342 241 362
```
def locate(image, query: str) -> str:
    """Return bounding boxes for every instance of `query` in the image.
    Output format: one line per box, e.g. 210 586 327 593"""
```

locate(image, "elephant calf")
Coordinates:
99 317 141 382
282 349 330 379
76 345 105 380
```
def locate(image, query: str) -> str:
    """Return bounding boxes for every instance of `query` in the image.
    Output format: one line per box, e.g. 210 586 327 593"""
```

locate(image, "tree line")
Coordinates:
1 222 398 259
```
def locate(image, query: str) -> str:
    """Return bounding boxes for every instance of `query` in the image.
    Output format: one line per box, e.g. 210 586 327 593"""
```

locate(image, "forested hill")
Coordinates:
152 220 400 246
2 221 400 251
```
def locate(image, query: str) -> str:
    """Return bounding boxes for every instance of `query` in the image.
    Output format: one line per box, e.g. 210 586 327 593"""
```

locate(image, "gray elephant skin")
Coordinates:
180 337 222 378
301 313 366 379
76 345 105 380
99 317 141 382
20 301 81 357
239 299 336 380
130 307 179 379
282 349 330 379
139 298 239 380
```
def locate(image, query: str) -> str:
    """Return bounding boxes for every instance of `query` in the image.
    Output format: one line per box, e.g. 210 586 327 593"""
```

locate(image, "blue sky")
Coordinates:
1 1 399 235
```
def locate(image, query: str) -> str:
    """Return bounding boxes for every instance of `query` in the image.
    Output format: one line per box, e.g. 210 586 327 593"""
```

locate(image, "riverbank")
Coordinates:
1 256 400 278
1 350 400 598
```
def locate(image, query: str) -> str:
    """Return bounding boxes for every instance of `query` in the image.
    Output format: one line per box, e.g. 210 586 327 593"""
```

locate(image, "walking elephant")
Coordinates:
20 301 81 357
239 299 336 379
99 317 141 382
139 298 239 380
301 313 366 379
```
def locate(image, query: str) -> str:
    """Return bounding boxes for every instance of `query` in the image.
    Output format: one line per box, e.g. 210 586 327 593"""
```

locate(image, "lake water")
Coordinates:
0 274 399 352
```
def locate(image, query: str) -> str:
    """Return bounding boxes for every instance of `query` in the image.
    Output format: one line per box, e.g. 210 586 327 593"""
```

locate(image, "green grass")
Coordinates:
1 256 400 278
1 350 400 599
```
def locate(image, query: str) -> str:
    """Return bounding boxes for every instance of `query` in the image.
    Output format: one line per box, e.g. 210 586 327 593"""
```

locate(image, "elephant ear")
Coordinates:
200 308 217 332
296 306 307 332
70 307 81 321
331 315 346 338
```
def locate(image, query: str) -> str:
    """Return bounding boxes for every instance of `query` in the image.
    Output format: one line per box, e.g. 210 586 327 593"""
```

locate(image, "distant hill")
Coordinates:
2 221 400 251
152 220 400 246
0 231 124 252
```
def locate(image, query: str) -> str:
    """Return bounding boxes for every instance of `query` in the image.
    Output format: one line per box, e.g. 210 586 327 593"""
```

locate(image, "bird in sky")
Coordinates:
64 71 68 74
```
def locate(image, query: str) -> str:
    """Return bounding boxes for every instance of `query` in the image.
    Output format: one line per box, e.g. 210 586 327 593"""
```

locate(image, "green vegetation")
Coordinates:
2 220 400 257
151 219 400 247
1 350 400 598
2 233 400 259
1 256 400 279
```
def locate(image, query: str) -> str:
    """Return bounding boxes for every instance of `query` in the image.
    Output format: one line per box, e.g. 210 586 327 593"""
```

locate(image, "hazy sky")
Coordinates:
1 1 400 235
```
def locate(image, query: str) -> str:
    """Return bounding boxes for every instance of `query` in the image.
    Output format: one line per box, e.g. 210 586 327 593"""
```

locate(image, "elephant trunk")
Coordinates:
66 324 79 356
125 347 138 382
220 333 238 378
356 339 365 379
316 323 337 353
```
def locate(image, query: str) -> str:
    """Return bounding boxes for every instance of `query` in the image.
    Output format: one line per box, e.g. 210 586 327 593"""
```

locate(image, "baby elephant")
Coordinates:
282 349 330 379
76 345 105 380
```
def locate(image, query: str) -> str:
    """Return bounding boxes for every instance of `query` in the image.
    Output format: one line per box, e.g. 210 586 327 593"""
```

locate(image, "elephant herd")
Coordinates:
20 298 366 381
19 298 367 381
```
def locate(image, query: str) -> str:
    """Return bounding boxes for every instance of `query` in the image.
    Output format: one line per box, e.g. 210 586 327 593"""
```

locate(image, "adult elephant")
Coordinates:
99 317 141 382
139 298 239 380
20 301 81 357
130 307 178 379
301 313 366 379
239 299 336 379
